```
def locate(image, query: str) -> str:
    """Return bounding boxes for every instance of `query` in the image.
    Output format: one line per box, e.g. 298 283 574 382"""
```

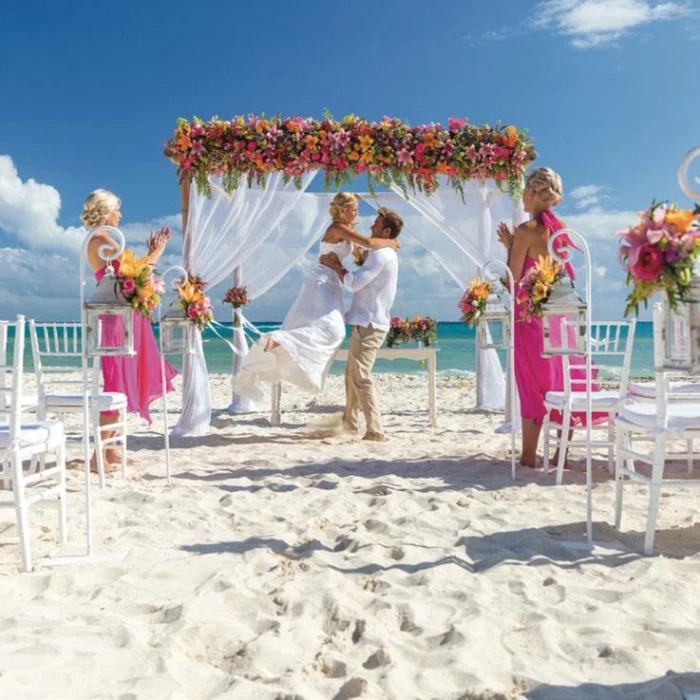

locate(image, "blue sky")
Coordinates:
1 0 699 322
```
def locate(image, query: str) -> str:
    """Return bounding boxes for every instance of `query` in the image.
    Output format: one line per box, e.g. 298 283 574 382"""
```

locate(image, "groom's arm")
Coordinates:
338 250 387 292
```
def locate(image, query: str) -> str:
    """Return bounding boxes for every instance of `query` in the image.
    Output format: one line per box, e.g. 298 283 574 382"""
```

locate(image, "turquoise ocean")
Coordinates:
4 322 656 379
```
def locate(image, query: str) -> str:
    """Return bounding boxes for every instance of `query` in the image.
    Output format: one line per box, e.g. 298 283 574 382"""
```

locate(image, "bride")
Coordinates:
233 193 400 400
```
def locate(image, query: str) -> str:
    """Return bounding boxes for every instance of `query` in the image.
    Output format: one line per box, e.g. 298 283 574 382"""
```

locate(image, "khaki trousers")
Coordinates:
343 325 387 438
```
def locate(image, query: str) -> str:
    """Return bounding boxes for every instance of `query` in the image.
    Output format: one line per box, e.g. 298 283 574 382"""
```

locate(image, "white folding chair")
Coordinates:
543 320 637 485
0 315 67 571
29 321 128 487
614 304 700 555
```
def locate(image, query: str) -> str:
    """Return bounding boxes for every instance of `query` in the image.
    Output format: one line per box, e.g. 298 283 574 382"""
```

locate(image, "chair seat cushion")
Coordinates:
0 420 65 448
44 392 127 409
619 402 700 431
545 390 621 410
628 381 700 399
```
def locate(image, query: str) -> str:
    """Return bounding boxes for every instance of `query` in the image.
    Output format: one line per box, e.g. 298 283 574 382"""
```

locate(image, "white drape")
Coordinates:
173 172 321 435
368 179 525 410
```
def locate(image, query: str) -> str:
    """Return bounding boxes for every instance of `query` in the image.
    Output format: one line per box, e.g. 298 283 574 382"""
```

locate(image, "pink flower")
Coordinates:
630 244 665 282
122 278 135 294
397 148 413 166
448 118 466 131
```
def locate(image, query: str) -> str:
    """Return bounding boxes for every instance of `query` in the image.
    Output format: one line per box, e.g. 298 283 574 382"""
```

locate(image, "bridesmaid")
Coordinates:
81 189 177 471
497 168 571 468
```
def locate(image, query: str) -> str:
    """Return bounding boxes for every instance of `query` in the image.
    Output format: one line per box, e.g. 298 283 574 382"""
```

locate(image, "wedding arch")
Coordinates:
164 114 534 436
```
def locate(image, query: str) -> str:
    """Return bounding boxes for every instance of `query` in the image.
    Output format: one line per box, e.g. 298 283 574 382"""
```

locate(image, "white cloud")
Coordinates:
569 183 609 210
533 0 693 48
0 155 84 253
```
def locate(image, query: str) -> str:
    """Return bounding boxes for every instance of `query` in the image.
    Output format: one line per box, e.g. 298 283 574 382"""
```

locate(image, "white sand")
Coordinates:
2 372 700 700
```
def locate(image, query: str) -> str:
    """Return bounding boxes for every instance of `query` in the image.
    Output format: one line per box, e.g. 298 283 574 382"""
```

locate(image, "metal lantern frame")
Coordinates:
541 273 588 357
480 260 517 480
545 228 595 544
157 265 191 485
477 290 510 351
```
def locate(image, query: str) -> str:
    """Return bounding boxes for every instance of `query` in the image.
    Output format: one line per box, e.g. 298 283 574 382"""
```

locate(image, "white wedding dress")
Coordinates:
233 240 352 400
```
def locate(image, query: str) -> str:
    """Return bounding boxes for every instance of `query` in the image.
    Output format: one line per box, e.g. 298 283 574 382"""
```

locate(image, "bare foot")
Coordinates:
264 337 280 352
552 452 571 470
519 454 539 469
105 450 135 467
90 455 118 475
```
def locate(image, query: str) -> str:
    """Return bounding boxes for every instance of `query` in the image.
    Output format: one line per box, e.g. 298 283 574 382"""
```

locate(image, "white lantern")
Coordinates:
477 293 509 350
541 274 587 356
661 266 700 374
84 271 134 357
160 300 195 355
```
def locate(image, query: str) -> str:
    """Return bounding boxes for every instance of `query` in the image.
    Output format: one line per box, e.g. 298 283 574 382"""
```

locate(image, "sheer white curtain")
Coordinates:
367 179 525 411
173 172 319 435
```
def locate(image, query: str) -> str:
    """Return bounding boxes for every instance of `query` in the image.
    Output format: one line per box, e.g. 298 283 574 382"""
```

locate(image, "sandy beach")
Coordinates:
1 371 700 700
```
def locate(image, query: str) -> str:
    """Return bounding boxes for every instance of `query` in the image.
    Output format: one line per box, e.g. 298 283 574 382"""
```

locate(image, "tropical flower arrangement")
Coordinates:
516 255 566 322
222 285 249 308
617 200 700 316
458 278 492 326
164 114 535 199
385 316 413 348
175 275 214 330
385 316 438 347
409 316 438 346
115 249 164 321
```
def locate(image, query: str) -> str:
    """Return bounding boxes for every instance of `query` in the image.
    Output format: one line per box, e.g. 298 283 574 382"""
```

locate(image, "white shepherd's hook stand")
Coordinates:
548 229 594 545
480 260 517 481
47 225 129 567
157 265 189 486
678 147 700 201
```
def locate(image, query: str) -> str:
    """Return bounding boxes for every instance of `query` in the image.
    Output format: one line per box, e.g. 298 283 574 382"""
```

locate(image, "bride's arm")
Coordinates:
330 223 400 250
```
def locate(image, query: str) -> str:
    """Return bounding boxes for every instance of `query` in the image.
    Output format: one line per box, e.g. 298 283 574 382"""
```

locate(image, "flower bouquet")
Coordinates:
458 278 492 327
516 255 566 322
115 249 163 321
176 276 214 330
385 316 412 348
222 285 249 309
617 201 700 316
409 316 438 346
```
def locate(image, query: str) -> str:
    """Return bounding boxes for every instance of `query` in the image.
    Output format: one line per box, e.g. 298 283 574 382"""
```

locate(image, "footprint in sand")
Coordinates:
352 619 366 644
331 678 367 700
363 648 391 669
398 609 422 636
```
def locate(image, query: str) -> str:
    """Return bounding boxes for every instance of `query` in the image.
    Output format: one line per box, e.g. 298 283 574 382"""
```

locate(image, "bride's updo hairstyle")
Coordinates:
525 168 563 209
329 192 359 225
80 189 121 229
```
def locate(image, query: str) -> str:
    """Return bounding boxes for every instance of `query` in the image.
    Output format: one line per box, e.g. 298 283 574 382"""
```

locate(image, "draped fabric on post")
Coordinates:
173 172 322 436
367 179 525 411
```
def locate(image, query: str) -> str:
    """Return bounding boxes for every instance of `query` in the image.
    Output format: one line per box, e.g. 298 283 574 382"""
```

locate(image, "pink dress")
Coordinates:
96 262 177 424
513 212 605 426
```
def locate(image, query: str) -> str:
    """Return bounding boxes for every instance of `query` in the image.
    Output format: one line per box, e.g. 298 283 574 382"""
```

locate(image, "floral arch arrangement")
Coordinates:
164 113 535 199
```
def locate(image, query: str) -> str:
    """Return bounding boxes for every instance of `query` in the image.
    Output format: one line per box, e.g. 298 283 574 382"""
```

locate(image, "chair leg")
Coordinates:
555 410 571 486
12 453 32 572
607 415 615 475
644 436 666 556
93 406 106 489
57 443 67 545
120 407 127 480
614 428 625 530
543 412 551 475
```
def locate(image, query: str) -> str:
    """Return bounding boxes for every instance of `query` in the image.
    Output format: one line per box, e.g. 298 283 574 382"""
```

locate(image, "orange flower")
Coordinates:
305 135 320 151
176 131 192 151
359 135 373 151
502 125 518 147
423 132 437 148
664 208 695 234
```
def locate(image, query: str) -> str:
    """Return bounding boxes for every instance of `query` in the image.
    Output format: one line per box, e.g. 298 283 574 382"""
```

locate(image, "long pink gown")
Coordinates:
96 262 177 424
513 212 605 426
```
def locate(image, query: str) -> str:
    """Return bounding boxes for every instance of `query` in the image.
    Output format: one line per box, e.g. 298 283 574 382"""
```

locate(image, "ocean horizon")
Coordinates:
4 321 657 379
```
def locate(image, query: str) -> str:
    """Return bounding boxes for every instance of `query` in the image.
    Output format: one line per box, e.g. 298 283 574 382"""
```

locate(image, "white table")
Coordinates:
270 347 438 428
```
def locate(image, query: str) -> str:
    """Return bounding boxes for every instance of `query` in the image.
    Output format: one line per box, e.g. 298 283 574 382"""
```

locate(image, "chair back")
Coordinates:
0 316 26 444
562 320 637 399
29 321 86 400
653 303 700 429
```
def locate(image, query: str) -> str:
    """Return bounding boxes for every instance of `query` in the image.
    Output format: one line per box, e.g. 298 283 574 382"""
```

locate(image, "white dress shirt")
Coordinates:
342 248 398 331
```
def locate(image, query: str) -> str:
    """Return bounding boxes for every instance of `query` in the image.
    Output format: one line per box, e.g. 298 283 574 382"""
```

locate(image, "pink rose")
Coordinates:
121 278 135 294
630 244 665 282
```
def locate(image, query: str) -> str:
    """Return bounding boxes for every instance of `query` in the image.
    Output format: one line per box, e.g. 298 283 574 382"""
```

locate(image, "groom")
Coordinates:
320 207 403 441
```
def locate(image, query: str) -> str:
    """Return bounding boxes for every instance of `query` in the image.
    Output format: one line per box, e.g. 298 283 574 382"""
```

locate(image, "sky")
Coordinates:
1 0 699 323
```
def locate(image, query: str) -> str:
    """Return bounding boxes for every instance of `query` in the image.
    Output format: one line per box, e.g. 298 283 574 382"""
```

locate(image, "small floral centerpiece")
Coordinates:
385 316 412 348
176 275 214 330
222 285 249 309
617 201 700 316
115 250 164 321
516 255 566 322
409 316 438 346
458 278 492 326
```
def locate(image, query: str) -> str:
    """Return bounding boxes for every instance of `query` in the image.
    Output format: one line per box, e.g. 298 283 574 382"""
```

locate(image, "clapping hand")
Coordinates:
497 222 514 251
147 227 171 255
